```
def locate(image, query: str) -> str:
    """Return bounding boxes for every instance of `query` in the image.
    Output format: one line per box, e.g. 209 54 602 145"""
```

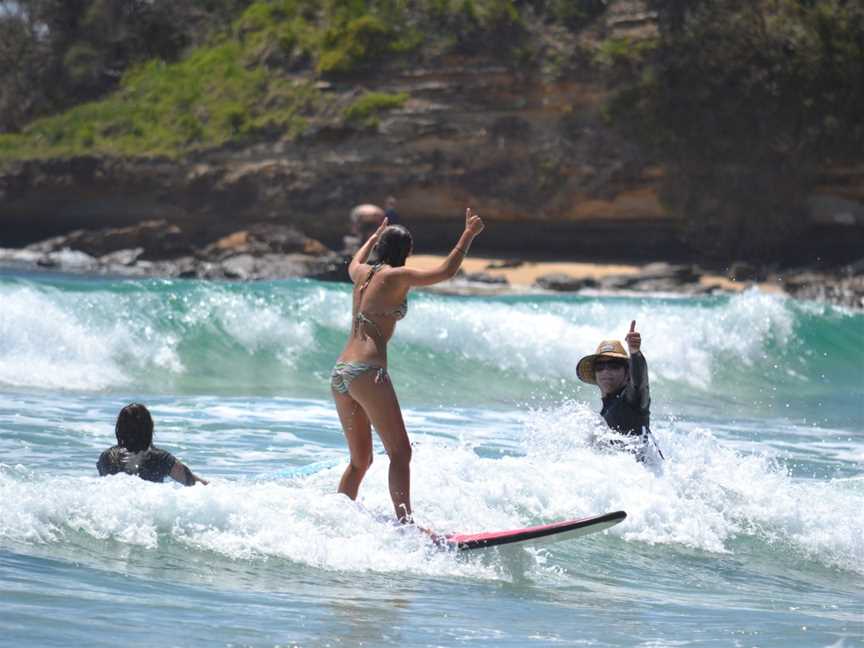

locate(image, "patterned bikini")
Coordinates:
330 264 408 395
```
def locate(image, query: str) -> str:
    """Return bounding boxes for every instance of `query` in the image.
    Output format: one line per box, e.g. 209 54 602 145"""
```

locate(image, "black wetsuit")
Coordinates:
97 446 176 483
599 352 663 460
601 351 650 436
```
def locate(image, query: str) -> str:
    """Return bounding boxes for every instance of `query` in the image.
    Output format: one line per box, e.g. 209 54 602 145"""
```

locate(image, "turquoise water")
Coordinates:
1 271 862 647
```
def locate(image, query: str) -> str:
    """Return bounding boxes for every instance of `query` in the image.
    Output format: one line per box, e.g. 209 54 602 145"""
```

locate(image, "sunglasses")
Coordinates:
594 360 626 372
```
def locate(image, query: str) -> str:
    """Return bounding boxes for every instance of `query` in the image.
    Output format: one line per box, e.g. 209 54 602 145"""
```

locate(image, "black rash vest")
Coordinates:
600 351 651 436
97 446 177 483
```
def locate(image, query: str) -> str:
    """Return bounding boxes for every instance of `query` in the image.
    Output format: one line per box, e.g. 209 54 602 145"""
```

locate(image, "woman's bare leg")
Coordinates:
332 388 373 500
347 372 413 521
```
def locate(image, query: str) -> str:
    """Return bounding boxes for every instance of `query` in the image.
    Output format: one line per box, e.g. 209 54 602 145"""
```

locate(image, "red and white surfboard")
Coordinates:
442 510 627 551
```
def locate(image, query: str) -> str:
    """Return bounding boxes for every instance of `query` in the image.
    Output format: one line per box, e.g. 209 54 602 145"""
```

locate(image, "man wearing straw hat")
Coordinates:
576 320 663 464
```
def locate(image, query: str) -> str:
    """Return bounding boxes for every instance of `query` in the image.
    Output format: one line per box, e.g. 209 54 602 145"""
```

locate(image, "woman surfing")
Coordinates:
331 208 485 522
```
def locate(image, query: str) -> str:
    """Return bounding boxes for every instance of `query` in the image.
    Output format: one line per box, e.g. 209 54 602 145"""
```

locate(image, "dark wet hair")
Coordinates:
115 403 154 452
371 225 413 267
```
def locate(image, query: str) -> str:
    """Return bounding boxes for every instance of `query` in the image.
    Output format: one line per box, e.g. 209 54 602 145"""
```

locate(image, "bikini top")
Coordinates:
353 264 408 339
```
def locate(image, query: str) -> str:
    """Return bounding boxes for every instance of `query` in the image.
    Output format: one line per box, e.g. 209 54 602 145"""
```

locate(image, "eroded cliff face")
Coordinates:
0 61 677 258
1 0 861 264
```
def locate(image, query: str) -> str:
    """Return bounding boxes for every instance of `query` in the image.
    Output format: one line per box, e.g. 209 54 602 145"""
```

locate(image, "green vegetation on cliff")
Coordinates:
0 0 565 159
344 92 409 127
0 0 425 158
0 43 320 158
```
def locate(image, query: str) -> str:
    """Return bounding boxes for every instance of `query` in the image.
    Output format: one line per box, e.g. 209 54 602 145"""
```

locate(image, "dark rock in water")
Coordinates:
599 275 641 290
691 283 729 295
27 219 191 260
201 224 331 261
248 223 331 256
36 249 99 270
628 277 690 293
782 269 864 309
203 253 345 281
221 254 258 280
639 262 701 283
0 248 41 266
99 247 144 266
726 261 764 282
597 264 702 292
5 218 341 281
535 274 598 291
463 271 509 285
173 257 202 279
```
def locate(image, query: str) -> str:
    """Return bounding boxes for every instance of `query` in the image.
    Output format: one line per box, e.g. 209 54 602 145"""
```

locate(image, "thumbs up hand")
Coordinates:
625 320 641 355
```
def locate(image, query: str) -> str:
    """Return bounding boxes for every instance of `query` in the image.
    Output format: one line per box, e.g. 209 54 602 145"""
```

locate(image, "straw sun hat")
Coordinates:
576 340 629 385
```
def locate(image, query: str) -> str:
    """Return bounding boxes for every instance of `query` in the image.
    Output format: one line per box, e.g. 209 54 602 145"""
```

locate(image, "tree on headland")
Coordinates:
603 0 864 261
0 0 251 133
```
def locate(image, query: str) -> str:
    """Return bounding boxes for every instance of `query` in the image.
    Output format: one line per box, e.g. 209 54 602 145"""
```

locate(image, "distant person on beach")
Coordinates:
343 203 387 258
97 403 208 486
331 208 485 522
350 203 386 242
383 196 401 225
576 321 664 464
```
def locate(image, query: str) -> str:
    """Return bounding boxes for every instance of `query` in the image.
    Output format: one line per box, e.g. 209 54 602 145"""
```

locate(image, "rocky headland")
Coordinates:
1 1 862 308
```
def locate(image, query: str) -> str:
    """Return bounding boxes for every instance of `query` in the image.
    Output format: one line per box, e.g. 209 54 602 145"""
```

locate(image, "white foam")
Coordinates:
0 286 136 390
397 289 795 389
185 289 314 365
514 401 864 573
0 281 326 391
1 394 861 578
0 469 502 579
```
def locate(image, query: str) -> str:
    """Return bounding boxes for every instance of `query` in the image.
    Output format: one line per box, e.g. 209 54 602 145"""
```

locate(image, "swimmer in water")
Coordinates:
97 403 208 486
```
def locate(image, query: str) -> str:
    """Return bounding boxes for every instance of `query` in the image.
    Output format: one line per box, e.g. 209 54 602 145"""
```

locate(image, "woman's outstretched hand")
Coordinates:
465 208 484 236
371 217 389 241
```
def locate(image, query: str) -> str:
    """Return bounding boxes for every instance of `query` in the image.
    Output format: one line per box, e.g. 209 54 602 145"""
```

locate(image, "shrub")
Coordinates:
603 0 864 261
343 91 409 127
0 40 320 159
318 15 397 74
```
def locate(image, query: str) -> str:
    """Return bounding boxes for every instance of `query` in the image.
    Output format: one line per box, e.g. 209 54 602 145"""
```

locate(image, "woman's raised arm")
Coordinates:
399 208 484 287
348 217 388 283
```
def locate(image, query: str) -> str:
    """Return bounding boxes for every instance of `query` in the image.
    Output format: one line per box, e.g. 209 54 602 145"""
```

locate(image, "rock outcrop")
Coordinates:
0 0 861 266
0 220 344 281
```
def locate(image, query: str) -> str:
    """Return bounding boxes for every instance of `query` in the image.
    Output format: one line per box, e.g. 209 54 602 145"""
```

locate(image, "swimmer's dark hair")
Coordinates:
371 225 413 267
115 403 154 453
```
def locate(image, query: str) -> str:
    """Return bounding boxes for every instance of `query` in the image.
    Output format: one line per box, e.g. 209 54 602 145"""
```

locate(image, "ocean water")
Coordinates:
0 270 862 647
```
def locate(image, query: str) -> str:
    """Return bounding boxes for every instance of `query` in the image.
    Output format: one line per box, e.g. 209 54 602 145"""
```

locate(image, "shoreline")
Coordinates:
0 249 771 294
407 255 782 295
1 245 861 308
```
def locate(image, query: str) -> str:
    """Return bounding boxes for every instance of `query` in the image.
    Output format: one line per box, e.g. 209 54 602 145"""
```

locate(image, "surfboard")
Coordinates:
441 510 627 551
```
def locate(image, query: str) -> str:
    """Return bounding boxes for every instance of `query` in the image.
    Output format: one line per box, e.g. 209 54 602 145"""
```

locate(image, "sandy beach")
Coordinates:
407 254 777 293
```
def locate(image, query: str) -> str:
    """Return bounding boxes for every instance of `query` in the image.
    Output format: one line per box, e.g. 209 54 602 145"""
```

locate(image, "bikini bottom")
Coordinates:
330 361 389 395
